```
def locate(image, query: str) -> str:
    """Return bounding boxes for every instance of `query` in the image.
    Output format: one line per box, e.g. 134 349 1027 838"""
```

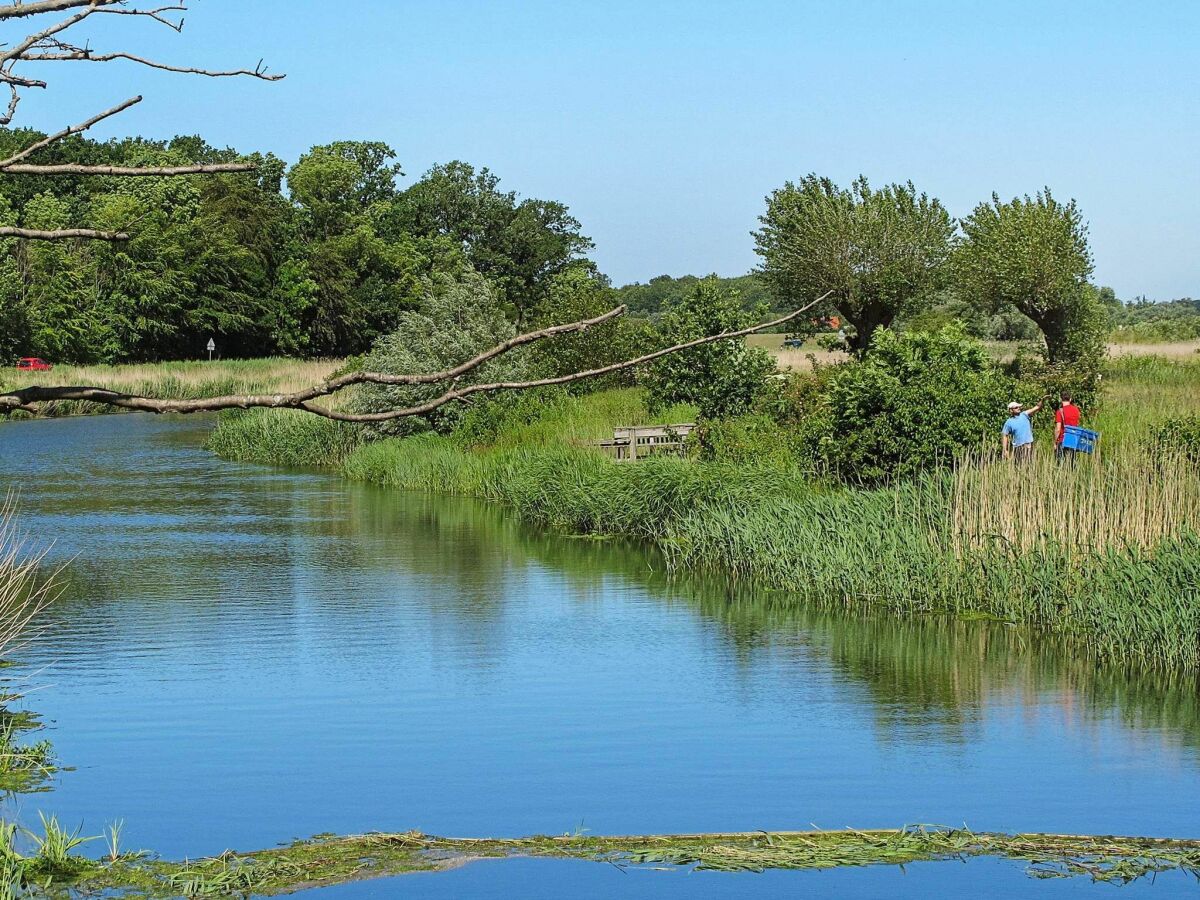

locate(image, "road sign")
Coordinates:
206 338 215 361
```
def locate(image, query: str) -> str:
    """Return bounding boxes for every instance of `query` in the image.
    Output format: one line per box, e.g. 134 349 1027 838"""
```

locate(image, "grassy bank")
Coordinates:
209 357 1200 671
1 358 341 418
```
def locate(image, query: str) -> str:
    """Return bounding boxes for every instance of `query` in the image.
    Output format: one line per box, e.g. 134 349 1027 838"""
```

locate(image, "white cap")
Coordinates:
1007 401 1021 410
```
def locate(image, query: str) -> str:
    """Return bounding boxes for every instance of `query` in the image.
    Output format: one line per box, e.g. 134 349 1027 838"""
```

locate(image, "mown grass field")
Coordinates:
209 352 1200 671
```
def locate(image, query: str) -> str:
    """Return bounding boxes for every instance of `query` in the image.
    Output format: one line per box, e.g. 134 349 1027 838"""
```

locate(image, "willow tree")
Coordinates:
754 175 953 355
0 1 827 420
954 190 1103 368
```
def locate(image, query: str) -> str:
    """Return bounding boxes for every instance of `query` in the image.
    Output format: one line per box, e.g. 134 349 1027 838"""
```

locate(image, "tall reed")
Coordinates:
952 450 1200 557
0 497 57 660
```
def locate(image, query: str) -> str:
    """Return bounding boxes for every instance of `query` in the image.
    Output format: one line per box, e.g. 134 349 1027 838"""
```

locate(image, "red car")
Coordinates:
15 357 52 371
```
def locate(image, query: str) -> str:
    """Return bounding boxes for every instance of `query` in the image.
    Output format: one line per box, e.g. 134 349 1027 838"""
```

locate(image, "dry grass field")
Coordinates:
749 333 1200 370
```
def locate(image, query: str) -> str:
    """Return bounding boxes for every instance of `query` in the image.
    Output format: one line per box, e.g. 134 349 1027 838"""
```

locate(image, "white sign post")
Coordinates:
206 338 216 362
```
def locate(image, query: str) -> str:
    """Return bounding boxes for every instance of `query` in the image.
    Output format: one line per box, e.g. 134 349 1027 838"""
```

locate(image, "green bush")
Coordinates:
797 326 1014 483
530 267 647 390
642 277 775 419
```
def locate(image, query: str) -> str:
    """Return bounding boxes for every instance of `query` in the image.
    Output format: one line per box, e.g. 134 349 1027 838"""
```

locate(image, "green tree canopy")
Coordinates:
643 277 775 419
387 161 593 327
954 190 1098 364
755 175 954 355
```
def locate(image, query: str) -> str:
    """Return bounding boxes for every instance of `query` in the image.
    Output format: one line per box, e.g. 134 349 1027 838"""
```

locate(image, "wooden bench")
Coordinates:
598 423 696 461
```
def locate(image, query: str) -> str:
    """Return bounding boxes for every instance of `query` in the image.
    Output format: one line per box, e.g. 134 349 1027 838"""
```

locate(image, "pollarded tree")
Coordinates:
754 175 954 355
954 190 1102 364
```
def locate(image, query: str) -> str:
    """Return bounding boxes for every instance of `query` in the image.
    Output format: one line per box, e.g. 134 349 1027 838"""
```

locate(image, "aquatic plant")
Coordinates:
34 826 1200 895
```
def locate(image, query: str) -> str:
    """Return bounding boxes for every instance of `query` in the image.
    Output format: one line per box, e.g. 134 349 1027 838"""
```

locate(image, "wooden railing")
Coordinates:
598 423 696 461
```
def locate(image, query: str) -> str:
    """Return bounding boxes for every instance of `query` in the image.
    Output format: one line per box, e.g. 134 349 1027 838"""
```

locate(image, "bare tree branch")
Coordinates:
0 225 127 240
1 160 257 175
0 95 140 167
0 1 121 21
0 294 833 419
19 50 283 80
0 0 283 215
0 3 101 65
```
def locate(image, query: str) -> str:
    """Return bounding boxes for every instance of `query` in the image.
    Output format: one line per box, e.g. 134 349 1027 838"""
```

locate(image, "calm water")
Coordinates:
1 414 1198 897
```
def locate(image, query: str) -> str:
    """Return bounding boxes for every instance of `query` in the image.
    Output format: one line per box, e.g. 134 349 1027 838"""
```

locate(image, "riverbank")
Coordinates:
209 356 1200 671
0 358 340 418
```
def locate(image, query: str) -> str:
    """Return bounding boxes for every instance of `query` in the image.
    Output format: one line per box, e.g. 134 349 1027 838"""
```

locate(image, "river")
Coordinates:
1 413 1197 897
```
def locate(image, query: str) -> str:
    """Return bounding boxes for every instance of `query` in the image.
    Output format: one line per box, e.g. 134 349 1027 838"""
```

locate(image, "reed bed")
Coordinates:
952 450 1200 556
0 497 57 661
0 498 61 796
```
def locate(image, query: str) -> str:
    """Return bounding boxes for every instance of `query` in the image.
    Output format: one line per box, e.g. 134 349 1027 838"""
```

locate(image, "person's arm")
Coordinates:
1054 413 1064 444
1025 401 1044 415
1002 430 1011 460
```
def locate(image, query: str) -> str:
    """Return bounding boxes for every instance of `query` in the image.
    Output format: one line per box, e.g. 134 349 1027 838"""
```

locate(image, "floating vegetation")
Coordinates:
0 825 1191 897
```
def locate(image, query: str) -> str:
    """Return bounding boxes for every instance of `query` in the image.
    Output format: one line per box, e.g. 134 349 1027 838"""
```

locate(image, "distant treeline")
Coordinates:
617 273 1200 342
0 132 594 363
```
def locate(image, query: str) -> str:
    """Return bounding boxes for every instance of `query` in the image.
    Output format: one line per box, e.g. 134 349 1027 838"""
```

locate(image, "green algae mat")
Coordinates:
15 826 1199 896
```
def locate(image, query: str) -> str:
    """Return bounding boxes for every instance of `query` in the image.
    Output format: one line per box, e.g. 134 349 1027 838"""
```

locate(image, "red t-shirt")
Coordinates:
1055 403 1080 444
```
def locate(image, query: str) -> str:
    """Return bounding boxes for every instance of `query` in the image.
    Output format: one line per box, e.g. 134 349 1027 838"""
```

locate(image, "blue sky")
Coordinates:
11 0 1198 297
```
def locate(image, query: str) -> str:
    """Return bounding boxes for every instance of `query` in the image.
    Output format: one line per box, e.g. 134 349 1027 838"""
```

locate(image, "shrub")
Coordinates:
353 270 532 436
530 267 647 390
798 326 1014 483
642 277 775 419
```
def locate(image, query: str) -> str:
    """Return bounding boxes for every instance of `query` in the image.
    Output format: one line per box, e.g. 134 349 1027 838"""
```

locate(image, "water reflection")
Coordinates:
0 413 1196 862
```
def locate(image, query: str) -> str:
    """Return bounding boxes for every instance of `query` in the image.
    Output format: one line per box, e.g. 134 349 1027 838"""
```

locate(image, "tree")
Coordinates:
755 175 954 355
530 266 645 389
955 190 1098 365
955 190 1105 404
643 277 777 419
387 161 593 327
352 270 531 437
280 141 423 357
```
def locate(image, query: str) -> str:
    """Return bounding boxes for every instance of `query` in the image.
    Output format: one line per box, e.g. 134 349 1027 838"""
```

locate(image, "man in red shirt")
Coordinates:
1054 394 1081 461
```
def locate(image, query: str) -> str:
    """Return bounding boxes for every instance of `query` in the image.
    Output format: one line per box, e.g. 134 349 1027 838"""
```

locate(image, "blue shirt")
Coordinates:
1003 412 1034 447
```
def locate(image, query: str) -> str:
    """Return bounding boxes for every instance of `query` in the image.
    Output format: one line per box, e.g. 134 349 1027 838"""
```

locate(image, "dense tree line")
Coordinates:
0 131 594 364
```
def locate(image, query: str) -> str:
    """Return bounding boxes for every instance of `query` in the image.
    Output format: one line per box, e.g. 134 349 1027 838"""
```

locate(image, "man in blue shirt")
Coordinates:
1002 399 1043 462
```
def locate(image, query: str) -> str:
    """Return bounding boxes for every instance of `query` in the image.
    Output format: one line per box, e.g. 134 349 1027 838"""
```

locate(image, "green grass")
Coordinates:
5 825 1198 894
209 358 1200 671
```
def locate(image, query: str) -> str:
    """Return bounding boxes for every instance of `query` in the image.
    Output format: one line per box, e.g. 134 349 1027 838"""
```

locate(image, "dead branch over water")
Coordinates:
0 294 832 421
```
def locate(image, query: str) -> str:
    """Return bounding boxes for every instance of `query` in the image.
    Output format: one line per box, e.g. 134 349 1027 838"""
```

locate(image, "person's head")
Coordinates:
1007 401 1021 416
1062 393 1073 406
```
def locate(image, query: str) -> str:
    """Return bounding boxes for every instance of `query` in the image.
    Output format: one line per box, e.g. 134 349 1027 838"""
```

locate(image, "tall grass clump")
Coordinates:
952 450 1200 556
206 409 364 468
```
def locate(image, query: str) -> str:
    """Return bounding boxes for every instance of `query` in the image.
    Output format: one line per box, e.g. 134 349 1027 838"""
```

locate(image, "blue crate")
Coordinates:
1062 425 1099 453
